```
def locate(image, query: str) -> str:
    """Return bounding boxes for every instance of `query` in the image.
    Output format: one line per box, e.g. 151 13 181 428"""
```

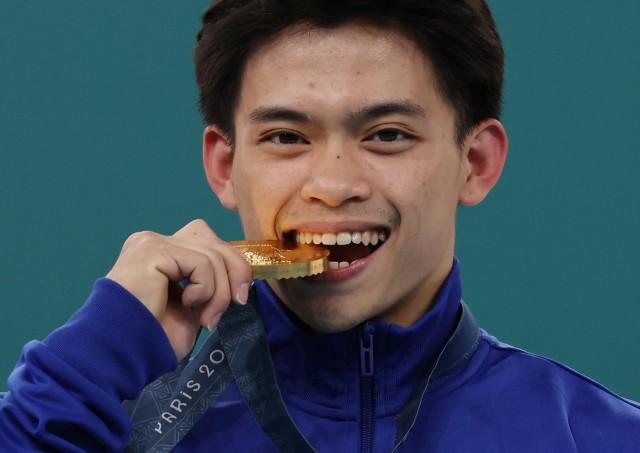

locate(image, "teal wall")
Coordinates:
1 1 638 401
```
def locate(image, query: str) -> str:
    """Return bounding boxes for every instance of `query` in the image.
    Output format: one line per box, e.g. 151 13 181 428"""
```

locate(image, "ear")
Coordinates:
458 119 509 206
202 125 238 211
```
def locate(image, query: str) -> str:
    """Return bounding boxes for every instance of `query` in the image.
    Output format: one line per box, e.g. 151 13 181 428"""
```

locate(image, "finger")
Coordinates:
154 243 215 308
172 224 252 306
173 218 220 243
195 250 232 329
198 248 253 330
180 254 216 307
121 230 166 253
166 238 232 328
203 241 252 306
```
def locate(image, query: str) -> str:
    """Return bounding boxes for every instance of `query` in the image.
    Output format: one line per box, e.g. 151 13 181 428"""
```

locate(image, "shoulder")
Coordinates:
467 329 640 450
479 330 639 406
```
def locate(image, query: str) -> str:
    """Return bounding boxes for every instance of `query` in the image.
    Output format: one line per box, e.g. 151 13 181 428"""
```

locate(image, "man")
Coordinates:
1 0 639 451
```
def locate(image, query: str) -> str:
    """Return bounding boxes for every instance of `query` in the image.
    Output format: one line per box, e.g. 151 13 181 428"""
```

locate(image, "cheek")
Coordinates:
378 157 433 209
384 155 460 236
230 156 268 235
231 154 306 234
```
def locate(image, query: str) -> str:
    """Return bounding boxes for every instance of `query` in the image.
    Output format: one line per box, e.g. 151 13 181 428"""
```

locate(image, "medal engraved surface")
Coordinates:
230 240 329 280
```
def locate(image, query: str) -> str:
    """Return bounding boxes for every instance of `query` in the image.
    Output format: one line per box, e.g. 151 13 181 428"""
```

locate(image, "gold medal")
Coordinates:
230 240 329 280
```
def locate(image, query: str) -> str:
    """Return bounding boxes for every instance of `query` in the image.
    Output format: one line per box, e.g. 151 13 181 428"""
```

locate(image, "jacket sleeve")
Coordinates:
0 278 178 452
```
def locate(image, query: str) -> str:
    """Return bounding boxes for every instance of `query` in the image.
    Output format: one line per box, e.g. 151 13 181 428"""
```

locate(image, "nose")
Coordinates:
300 140 372 207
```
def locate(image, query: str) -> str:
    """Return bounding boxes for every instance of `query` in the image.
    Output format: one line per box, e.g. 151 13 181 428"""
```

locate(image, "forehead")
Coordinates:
235 23 447 119
252 23 422 68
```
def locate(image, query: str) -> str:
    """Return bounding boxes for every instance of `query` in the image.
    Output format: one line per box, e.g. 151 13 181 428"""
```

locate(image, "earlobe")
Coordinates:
202 125 238 211
458 119 509 206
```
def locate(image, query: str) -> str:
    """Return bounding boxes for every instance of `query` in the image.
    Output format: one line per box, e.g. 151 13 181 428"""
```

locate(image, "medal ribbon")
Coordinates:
125 287 480 452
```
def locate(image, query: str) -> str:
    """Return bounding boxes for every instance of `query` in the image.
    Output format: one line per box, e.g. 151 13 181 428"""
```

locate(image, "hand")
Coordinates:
106 219 252 360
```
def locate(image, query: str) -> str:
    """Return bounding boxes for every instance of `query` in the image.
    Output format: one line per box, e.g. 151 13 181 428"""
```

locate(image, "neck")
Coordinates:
375 253 456 327
253 257 463 417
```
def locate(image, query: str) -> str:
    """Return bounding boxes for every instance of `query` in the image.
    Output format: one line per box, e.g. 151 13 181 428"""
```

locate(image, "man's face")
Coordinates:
226 24 468 332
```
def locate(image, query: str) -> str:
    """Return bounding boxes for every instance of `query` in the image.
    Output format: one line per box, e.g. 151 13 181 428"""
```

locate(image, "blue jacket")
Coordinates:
2 260 639 451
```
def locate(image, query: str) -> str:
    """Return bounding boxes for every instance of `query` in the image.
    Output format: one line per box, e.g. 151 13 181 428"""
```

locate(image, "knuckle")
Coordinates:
128 230 155 244
188 219 219 238
123 230 158 250
187 218 208 230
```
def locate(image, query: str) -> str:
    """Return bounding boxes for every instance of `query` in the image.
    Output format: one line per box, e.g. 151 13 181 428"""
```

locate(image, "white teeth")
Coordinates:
336 232 351 245
328 261 354 270
295 229 388 246
321 233 337 245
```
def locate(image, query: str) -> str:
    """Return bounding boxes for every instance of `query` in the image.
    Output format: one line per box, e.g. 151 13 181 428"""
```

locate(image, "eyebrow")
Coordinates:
344 100 426 130
249 106 313 124
248 99 426 130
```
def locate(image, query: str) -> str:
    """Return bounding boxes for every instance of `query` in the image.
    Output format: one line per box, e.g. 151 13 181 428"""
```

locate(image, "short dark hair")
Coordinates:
194 0 504 145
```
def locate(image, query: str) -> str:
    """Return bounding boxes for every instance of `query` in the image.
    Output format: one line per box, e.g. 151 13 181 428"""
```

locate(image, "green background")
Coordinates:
1 1 638 401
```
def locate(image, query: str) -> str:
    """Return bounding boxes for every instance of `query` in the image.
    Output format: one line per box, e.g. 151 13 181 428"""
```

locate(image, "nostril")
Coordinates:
300 175 372 207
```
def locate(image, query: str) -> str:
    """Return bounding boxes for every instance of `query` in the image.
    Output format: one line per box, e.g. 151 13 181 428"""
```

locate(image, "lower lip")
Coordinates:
305 247 379 284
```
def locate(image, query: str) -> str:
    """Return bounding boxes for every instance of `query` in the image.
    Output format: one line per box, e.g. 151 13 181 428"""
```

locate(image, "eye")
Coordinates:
363 128 417 154
366 129 410 142
264 131 309 145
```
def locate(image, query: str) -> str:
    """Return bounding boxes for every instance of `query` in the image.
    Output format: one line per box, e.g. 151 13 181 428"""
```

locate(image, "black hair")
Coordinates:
194 0 503 145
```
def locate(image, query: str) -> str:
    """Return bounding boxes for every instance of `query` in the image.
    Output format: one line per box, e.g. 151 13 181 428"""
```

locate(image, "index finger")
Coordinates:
173 220 252 304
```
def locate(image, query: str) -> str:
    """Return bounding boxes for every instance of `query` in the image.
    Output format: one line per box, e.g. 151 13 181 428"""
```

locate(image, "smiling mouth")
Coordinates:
283 228 389 270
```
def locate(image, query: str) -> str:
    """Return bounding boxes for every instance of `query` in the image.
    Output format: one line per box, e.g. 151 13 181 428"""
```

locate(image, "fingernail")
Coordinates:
235 282 250 305
207 312 223 331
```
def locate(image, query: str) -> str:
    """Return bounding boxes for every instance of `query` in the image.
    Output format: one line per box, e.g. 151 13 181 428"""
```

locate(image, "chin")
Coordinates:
273 281 386 333
292 303 370 333
306 317 360 334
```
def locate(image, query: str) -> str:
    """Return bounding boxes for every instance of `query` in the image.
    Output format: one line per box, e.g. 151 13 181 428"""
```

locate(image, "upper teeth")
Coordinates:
295 230 387 246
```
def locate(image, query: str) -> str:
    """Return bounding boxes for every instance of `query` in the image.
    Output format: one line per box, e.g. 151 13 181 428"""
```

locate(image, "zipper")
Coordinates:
359 324 375 453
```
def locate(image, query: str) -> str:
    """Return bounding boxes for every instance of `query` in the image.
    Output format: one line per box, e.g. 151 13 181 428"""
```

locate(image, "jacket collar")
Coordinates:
255 258 462 418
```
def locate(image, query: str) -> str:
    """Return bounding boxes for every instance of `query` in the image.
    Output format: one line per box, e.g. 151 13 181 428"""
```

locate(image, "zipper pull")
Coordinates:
359 325 375 376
